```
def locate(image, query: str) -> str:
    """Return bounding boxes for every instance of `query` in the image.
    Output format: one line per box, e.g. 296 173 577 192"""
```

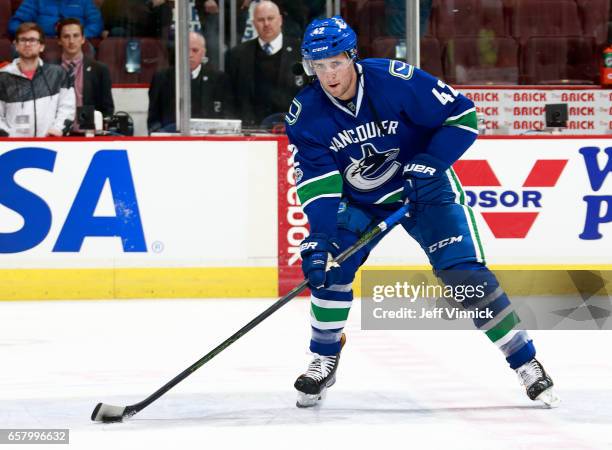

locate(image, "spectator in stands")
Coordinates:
9 0 104 39
57 18 114 131
226 0 304 127
238 0 305 41
147 31 233 133
0 23 75 137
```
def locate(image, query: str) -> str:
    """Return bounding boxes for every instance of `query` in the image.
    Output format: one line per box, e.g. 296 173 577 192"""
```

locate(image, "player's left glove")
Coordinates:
402 153 448 211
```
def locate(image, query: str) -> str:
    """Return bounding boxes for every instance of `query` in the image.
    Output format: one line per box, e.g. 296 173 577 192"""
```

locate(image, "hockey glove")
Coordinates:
402 153 449 211
300 233 342 289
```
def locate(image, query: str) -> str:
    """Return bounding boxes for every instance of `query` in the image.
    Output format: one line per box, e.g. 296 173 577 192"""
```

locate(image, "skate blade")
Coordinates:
536 387 561 408
296 387 327 408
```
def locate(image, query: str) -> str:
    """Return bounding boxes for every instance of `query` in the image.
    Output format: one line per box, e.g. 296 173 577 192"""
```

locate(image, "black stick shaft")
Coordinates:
118 205 410 418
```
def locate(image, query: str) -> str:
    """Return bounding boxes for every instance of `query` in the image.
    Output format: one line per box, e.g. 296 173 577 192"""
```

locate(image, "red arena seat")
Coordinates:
434 0 505 40
10 0 20 14
370 36 444 80
0 0 12 38
0 37 13 62
356 0 386 57
97 37 168 84
576 0 610 47
521 36 599 85
420 36 444 79
511 0 582 44
445 36 519 84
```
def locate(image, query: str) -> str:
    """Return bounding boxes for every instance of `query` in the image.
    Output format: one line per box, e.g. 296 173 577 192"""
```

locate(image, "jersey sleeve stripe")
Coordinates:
296 170 341 189
451 124 479 135
297 172 343 206
301 193 342 209
445 107 476 122
443 109 478 133
374 187 404 204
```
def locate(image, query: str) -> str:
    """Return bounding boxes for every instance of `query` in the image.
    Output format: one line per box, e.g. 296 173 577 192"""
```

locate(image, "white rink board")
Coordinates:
369 138 612 266
0 139 278 268
0 137 610 272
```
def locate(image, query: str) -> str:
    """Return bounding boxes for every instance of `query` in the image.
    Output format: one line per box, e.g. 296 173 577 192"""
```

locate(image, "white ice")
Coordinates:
1 298 611 450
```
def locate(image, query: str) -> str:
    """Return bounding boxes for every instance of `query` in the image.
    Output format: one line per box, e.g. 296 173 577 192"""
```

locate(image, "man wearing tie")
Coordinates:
226 0 305 128
57 18 114 132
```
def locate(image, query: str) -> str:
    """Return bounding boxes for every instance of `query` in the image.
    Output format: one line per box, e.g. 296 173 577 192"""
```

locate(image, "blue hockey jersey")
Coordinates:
285 58 478 236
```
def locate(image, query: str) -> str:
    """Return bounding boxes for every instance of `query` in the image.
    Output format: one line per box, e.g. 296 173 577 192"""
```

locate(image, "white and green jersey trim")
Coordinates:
443 107 478 134
297 170 343 208
374 187 404 205
446 167 486 264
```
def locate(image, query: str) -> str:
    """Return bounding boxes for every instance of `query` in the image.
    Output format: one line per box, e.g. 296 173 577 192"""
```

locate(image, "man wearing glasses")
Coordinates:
0 22 75 137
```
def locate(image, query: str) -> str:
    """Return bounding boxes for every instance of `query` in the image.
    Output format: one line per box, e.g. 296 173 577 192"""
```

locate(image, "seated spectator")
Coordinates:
147 31 234 133
226 0 305 127
0 23 75 137
9 0 104 39
57 18 114 131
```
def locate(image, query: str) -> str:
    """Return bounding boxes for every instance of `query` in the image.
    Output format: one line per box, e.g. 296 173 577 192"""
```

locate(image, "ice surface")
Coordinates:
1 298 611 450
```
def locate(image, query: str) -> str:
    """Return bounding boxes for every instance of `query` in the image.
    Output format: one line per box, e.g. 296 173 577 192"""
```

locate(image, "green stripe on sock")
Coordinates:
486 311 520 343
311 303 350 322
297 173 343 205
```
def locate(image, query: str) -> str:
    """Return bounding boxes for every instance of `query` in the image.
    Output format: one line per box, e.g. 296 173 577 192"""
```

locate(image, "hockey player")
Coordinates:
286 16 560 408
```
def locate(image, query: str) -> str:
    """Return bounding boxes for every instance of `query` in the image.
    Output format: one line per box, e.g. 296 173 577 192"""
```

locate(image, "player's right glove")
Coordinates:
300 233 342 289
402 153 448 211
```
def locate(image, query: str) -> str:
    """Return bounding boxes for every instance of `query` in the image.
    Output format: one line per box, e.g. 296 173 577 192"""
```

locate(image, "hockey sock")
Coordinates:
438 262 536 369
309 283 353 355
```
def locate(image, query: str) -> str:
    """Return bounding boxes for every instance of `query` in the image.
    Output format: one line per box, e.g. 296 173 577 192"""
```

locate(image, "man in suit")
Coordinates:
147 31 234 133
57 18 114 132
226 0 305 128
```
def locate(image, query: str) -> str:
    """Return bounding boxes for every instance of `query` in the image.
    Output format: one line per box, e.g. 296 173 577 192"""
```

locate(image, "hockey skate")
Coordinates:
294 333 346 408
516 358 560 408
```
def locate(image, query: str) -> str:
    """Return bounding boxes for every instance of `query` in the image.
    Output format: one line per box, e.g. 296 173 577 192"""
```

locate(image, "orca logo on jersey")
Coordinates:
344 143 401 191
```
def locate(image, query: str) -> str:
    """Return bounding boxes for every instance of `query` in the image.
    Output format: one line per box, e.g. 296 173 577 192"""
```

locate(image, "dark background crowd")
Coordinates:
0 0 610 136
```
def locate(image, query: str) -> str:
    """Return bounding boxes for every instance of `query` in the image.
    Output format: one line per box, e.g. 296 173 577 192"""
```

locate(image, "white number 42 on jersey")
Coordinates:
432 79 459 105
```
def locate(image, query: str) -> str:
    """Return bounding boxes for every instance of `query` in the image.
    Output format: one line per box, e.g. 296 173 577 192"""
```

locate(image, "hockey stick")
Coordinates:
91 204 410 423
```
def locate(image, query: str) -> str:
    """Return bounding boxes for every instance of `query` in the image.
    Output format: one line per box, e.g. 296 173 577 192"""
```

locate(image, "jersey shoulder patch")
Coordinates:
388 60 415 80
285 98 302 125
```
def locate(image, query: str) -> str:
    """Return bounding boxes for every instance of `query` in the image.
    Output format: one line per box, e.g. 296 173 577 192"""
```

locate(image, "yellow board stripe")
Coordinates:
0 267 278 301
0 265 610 300
354 265 612 297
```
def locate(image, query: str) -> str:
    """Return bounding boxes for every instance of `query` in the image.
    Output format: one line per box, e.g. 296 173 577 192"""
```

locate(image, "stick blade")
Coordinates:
91 402 127 423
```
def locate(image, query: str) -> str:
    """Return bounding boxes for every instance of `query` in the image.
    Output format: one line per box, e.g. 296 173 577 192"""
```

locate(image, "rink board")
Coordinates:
0 136 610 299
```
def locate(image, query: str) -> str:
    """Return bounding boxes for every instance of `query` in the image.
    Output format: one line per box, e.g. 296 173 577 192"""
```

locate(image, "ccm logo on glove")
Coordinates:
403 163 436 176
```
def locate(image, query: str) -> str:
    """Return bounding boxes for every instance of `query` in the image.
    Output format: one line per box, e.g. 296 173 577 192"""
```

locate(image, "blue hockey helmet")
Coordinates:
301 16 358 76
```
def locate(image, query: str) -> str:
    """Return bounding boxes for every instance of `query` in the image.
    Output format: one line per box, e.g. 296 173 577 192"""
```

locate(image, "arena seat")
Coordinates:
576 0 610 47
521 36 598 85
445 35 518 84
511 0 582 44
0 0 11 38
97 37 168 84
0 37 13 62
434 0 505 40
370 36 444 80
420 36 444 79
356 0 386 57
10 0 20 14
